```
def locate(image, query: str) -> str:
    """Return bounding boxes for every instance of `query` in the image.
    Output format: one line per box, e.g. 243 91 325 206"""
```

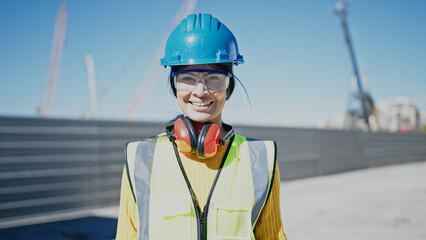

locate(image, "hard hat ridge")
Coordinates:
161 13 244 67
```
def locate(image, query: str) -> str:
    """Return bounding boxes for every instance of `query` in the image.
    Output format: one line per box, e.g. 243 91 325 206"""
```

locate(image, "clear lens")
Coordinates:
174 70 230 91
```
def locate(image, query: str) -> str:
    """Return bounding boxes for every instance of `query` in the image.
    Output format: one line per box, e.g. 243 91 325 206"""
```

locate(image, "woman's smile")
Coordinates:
189 100 213 111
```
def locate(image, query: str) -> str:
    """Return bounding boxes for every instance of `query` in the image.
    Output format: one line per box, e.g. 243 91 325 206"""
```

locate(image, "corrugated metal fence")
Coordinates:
1 117 425 225
236 126 426 180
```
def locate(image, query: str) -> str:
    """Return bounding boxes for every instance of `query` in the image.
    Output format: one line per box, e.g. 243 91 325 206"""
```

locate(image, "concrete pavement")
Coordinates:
280 161 426 240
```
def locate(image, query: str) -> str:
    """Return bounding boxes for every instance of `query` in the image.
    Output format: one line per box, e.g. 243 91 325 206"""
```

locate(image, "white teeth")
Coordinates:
192 102 211 107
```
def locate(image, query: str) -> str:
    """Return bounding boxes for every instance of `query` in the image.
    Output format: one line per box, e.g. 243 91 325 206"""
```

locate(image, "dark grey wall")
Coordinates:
1 117 425 224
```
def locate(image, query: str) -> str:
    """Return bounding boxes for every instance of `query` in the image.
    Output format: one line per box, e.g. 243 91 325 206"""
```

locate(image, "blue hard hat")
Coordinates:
161 13 244 67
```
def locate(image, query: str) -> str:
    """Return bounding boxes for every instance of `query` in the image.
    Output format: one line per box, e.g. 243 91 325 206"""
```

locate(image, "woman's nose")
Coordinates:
192 79 208 95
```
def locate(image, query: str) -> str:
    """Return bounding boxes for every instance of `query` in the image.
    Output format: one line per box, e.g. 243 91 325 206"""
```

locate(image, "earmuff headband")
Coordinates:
219 123 234 146
182 117 198 152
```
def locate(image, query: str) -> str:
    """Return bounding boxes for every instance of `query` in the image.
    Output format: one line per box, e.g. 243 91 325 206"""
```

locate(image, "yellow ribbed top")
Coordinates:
116 140 287 239
178 141 229 209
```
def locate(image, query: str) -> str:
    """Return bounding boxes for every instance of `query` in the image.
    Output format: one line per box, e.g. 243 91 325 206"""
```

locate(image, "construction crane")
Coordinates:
39 3 67 118
334 1 376 132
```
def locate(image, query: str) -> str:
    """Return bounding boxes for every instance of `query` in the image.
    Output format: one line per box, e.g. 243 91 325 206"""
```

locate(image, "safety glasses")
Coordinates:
172 69 231 92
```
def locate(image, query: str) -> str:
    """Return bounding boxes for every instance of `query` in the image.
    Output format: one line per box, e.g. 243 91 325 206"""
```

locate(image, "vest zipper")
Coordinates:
171 136 234 240
201 136 234 239
199 210 205 240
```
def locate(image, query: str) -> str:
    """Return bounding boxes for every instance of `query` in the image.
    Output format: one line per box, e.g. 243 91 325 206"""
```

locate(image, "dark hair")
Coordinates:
169 63 235 100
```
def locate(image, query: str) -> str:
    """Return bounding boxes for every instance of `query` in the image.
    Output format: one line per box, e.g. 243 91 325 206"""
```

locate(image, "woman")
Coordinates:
116 13 287 240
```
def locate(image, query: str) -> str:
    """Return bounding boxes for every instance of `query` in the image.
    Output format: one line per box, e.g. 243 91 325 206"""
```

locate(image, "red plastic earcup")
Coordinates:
173 118 194 154
198 123 220 159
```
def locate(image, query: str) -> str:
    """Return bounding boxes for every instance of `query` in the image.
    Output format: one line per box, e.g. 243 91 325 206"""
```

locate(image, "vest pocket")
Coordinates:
159 194 193 239
212 204 251 239
161 193 191 217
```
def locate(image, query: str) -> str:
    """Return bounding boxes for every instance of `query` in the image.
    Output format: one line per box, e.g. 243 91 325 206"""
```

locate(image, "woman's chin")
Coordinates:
185 113 211 123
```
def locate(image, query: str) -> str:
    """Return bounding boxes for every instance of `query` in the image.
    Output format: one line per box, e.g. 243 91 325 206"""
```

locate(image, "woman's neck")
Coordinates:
191 121 206 136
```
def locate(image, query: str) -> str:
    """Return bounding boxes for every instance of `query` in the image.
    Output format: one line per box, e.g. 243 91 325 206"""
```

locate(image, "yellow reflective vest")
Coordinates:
125 133 276 240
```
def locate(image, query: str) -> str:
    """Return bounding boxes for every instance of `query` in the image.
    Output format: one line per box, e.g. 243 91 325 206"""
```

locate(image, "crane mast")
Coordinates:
334 1 376 131
40 4 67 118
85 54 98 120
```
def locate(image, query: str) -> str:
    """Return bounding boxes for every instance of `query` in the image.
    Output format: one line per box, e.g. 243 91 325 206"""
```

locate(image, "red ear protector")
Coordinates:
166 116 234 159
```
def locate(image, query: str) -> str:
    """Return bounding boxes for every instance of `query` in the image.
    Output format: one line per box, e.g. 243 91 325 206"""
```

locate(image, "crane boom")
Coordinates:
40 4 67 118
124 0 198 121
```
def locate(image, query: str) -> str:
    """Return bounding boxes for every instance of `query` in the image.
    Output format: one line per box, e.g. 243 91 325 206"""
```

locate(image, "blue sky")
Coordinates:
0 0 425 127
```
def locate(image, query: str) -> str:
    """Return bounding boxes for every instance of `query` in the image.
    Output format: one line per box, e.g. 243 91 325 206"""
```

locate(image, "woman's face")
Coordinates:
176 64 227 125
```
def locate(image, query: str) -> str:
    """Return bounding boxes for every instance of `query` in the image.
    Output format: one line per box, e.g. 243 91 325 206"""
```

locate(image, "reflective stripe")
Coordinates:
132 138 156 240
247 138 269 226
247 139 276 226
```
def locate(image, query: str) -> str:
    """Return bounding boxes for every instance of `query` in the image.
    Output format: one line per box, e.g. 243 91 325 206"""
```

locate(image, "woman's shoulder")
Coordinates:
126 132 169 147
